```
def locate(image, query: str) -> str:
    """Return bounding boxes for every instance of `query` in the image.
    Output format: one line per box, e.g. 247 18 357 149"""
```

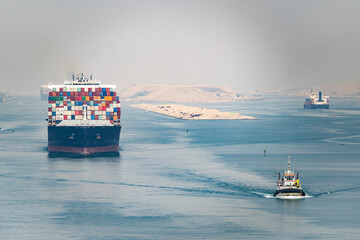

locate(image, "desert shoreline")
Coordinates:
131 104 257 120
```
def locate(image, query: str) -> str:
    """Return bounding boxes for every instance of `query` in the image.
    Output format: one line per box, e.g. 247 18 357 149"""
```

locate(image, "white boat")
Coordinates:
274 156 306 198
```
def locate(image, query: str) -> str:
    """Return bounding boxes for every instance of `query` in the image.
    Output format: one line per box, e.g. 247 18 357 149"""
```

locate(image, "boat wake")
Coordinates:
274 195 312 200
0 128 14 133
313 185 360 197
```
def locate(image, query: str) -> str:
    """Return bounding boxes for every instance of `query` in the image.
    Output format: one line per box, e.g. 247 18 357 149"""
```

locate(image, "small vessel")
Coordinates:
274 156 306 198
304 89 329 109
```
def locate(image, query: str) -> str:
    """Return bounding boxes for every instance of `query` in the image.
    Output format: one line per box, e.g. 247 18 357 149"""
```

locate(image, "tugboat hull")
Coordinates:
274 188 306 197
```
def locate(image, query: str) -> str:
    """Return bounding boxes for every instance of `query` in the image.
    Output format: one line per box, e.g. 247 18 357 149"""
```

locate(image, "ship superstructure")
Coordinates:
47 73 121 155
274 156 306 198
304 90 329 109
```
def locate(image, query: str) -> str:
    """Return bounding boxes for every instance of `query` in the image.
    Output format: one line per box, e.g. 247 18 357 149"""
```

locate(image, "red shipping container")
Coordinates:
110 120 114 124
48 107 52 111
95 116 99 120
70 92 74 96
75 111 79 115
60 88 63 92
91 111 95 115
88 88 92 92
110 112 114 116
64 102 67 106
64 115 68 120
106 88 109 91
48 116 52 120
81 88 84 92
113 92 116 96
90 96 93 101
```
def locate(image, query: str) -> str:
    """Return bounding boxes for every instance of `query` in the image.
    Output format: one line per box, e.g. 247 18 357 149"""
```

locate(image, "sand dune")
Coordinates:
119 84 261 102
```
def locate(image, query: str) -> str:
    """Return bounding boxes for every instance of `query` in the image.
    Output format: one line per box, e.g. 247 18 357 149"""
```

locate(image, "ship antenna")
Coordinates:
288 156 291 171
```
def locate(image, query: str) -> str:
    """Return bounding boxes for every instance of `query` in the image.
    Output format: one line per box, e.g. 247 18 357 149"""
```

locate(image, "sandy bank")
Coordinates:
131 104 257 120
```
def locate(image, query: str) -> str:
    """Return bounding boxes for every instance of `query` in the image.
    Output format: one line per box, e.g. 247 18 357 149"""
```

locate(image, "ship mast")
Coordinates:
288 156 291 171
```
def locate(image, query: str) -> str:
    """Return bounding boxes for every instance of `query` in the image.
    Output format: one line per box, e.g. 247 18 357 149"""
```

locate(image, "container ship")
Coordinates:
304 90 329 109
47 73 121 155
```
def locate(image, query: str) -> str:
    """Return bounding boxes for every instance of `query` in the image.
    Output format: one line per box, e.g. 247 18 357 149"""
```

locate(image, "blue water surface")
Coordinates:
0 96 359 239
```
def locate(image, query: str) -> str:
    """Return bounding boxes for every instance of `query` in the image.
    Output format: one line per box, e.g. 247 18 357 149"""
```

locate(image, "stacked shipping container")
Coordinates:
47 87 121 125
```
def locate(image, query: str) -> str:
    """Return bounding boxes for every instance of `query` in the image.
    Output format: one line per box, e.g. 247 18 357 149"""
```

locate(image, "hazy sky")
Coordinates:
1 0 360 95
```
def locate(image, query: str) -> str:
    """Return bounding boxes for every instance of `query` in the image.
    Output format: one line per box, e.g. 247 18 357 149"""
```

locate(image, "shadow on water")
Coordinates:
47 151 121 161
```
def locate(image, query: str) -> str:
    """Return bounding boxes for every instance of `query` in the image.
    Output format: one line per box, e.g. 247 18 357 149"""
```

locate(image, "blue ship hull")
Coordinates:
304 103 329 109
48 125 121 155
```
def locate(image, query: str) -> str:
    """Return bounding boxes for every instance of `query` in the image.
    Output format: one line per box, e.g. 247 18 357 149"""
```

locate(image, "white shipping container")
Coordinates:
64 106 68 111
114 112 117 116
95 111 99 115
95 106 98 111
85 88 88 92
48 112 52 116
71 111 75 115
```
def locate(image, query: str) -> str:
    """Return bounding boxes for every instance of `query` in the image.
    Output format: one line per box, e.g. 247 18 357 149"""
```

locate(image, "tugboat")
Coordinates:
274 156 306 198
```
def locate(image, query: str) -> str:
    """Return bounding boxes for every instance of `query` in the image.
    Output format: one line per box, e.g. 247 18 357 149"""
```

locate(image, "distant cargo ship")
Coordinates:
47 73 121 155
304 90 329 109
40 85 51 101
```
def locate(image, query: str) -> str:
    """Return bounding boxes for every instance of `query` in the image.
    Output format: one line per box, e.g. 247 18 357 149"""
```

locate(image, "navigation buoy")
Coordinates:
264 149 267 156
